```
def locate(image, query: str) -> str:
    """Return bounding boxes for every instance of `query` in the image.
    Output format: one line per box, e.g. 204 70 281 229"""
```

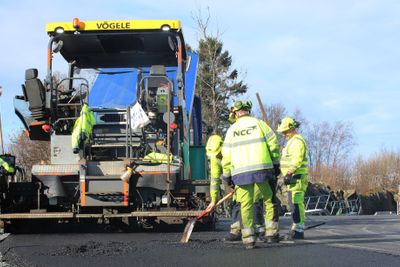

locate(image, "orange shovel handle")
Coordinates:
196 190 235 220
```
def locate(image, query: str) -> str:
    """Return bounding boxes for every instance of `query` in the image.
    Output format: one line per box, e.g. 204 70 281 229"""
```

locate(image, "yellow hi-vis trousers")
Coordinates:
236 181 273 244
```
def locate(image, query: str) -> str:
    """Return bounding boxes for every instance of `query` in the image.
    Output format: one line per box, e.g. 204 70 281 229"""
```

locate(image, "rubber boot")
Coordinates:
264 233 280 243
256 231 266 242
224 233 242 242
244 241 255 250
242 228 256 249
285 230 304 241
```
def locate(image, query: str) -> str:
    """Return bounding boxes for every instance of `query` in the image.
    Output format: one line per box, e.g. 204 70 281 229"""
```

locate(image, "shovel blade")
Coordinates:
180 218 197 243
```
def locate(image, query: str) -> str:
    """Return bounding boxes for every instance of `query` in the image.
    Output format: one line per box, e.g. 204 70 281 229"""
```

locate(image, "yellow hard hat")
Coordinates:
228 112 237 124
206 135 223 156
277 117 298 133
231 100 252 112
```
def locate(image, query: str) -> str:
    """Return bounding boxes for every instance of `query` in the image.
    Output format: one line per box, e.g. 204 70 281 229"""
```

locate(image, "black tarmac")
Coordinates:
0 215 399 267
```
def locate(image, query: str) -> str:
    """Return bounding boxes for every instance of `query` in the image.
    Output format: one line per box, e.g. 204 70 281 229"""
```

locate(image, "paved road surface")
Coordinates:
0 215 399 267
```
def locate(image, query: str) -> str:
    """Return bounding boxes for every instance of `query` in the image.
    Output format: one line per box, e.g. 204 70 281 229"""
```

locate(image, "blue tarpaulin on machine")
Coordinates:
89 52 199 115
88 69 138 108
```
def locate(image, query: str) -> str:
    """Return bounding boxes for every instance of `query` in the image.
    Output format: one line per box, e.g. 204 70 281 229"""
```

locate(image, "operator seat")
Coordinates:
24 68 46 120
146 65 168 113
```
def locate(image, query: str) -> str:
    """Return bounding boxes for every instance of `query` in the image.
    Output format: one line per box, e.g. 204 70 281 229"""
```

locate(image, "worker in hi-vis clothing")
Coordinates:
0 157 15 174
204 133 265 242
221 100 280 249
277 117 309 240
72 103 96 154
228 105 273 242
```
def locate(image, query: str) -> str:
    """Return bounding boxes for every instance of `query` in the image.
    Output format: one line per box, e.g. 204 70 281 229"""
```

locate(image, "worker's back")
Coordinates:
223 116 275 178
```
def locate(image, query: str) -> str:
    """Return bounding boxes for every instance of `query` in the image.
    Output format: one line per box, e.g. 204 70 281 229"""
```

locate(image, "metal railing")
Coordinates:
285 194 363 216
305 194 331 211
328 196 362 215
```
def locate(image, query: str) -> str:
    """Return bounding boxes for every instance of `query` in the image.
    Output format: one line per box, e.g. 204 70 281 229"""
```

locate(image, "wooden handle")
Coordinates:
215 190 235 206
256 92 269 124
196 190 235 220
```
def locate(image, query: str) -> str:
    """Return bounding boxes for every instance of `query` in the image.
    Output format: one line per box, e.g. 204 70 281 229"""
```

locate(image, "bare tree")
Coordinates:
352 149 400 192
8 132 50 180
304 121 355 187
254 102 308 147
265 103 287 130
242 100 399 193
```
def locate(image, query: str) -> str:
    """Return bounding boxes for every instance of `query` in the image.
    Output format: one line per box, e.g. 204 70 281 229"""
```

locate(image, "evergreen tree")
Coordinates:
194 10 248 135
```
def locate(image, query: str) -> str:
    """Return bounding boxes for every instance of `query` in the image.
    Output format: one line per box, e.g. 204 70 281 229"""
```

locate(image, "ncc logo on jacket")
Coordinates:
233 126 257 137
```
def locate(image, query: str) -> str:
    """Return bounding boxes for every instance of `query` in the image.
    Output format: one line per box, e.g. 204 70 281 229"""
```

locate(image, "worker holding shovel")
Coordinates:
221 100 280 249
204 134 265 242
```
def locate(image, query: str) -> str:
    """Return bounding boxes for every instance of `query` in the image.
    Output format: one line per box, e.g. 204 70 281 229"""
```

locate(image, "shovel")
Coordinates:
304 222 325 230
180 190 235 243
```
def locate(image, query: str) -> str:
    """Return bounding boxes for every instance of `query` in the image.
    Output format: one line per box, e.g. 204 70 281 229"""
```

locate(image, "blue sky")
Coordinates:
0 0 399 157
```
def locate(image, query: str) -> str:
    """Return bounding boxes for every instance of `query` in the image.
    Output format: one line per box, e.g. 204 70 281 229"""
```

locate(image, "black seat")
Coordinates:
24 68 46 119
21 84 28 101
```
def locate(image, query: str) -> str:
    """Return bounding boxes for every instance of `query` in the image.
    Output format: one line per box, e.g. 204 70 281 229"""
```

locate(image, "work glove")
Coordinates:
273 164 281 177
283 174 293 185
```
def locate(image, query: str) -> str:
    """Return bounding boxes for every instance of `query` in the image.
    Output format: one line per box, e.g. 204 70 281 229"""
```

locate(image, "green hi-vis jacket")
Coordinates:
280 133 309 177
209 156 222 203
72 104 96 152
222 116 280 185
144 152 173 163
0 158 14 173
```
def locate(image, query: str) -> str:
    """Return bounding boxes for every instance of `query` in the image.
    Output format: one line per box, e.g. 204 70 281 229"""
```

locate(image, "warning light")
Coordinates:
42 124 52 133
72 18 85 31
170 123 178 129
73 18 80 30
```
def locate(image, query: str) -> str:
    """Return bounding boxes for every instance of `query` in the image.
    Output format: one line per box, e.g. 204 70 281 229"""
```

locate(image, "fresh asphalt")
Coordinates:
0 215 399 267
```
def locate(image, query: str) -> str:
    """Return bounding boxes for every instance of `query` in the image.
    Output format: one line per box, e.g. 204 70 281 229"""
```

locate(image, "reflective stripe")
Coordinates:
226 131 274 149
266 229 278 236
280 163 297 169
232 137 265 147
210 178 220 183
241 228 255 244
281 163 308 169
265 221 278 229
210 185 220 190
265 221 279 236
265 130 275 140
231 163 273 176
